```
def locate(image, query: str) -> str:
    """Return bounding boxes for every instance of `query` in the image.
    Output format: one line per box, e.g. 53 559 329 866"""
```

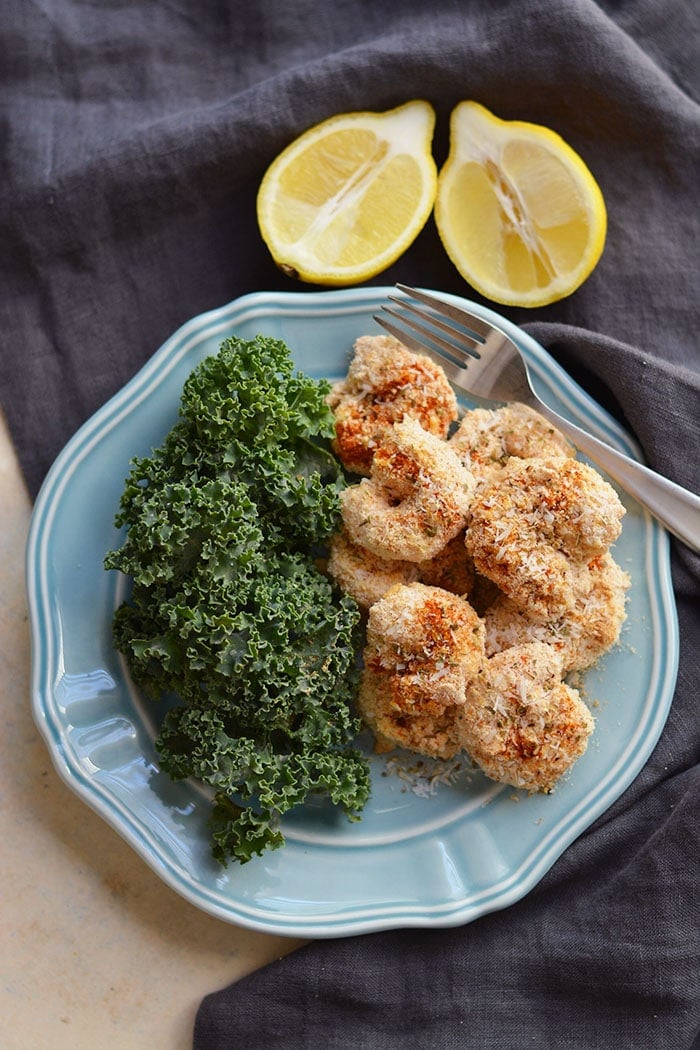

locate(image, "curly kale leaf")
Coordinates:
180 336 336 448
157 707 370 865
105 335 369 863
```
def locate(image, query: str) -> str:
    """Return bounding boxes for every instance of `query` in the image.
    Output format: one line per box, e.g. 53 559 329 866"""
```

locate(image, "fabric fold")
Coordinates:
1 1 698 1047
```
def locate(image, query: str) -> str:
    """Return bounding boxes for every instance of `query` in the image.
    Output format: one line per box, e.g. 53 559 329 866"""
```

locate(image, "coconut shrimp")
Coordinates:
457 642 594 792
327 334 458 475
327 529 420 610
327 528 475 611
484 552 630 672
466 456 625 622
341 417 477 563
359 583 485 759
450 402 574 483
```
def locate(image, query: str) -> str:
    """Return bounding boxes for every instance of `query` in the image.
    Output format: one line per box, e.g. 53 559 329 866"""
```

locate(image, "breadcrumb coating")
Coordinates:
466 456 625 621
327 528 475 611
327 529 419 610
359 583 485 758
328 334 458 475
484 552 631 672
457 642 594 792
450 402 574 482
341 417 477 562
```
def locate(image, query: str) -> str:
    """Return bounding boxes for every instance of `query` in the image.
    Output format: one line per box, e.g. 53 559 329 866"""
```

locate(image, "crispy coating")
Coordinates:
359 583 485 758
327 528 475 611
328 334 458 475
327 529 419 610
341 417 477 562
457 642 594 792
450 403 574 482
466 456 625 622
484 553 630 672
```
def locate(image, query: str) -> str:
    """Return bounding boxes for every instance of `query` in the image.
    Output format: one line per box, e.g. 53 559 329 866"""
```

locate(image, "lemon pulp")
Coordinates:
435 101 607 307
257 101 437 285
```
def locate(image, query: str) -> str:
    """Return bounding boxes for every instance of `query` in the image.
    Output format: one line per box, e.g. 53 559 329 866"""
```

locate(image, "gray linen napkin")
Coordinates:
1 1 698 1047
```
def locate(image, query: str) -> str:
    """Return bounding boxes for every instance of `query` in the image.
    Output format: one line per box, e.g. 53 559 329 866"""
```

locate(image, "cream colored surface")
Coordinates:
0 409 304 1049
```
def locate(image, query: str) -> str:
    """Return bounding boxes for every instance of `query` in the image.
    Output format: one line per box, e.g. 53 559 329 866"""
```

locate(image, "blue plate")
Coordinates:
27 287 679 937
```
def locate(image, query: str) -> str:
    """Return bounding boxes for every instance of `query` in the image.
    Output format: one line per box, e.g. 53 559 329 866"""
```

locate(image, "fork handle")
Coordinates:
529 398 700 554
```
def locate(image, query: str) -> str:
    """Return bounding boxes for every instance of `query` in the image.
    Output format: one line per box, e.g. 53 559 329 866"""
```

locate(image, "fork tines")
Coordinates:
373 285 486 377
394 284 493 341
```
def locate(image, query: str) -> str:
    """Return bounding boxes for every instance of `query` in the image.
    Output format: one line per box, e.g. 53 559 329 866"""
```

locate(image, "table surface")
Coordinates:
0 408 304 1049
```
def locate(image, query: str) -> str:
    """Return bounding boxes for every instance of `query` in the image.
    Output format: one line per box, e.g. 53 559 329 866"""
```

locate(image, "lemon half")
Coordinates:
256 101 437 286
435 101 607 307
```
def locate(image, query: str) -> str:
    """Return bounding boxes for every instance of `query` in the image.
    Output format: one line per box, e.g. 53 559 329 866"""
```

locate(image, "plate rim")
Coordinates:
26 286 679 937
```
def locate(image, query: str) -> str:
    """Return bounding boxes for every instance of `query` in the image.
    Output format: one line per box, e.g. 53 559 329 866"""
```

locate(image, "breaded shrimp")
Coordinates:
327 529 419 610
328 334 458 475
327 528 474 611
359 583 485 759
484 552 630 672
341 417 477 563
466 456 625 621
450 403 574 482
457 642 594 792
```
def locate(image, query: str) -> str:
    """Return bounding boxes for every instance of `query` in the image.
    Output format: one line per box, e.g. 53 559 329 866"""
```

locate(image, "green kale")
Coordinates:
105 334 370 864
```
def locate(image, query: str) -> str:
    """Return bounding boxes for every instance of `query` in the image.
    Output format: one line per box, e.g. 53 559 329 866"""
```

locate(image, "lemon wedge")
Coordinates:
256 101 437 286
435 101 607 307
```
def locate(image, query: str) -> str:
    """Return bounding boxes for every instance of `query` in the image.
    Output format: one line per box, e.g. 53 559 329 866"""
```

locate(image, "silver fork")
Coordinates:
376 284 700 553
